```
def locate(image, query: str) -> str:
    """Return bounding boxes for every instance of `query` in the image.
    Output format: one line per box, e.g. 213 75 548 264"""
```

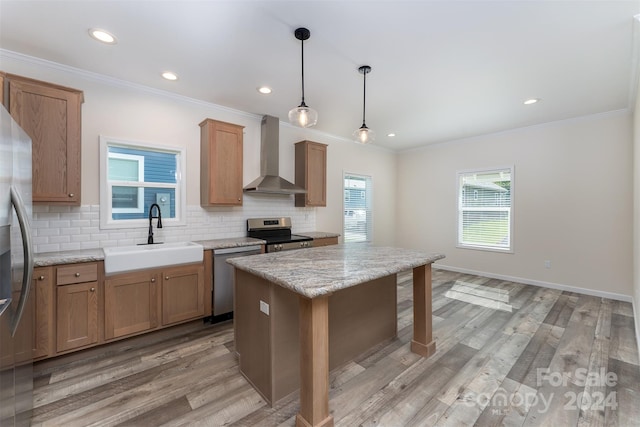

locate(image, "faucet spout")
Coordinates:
147 203 163 244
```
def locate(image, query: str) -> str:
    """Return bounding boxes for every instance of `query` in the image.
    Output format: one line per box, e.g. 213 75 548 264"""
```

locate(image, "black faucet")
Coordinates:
147 203 163 244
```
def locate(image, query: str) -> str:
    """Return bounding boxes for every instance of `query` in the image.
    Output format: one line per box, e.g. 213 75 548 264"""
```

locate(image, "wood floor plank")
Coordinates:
31 270 639 427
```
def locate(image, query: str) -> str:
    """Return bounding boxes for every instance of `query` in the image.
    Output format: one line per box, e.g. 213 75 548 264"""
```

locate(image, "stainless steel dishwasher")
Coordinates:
212 245 262 322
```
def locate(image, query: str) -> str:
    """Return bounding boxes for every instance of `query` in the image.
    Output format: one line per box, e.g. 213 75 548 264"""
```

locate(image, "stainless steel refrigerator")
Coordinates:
0 105 34 426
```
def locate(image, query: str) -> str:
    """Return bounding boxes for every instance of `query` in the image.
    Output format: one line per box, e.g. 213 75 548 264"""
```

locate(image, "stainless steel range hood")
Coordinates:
243 115 307 195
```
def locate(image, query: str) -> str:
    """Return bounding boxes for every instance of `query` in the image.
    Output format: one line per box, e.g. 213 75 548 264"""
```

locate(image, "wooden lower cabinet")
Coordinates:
36 260 207 359
33 267 54 359
162 264 205 326
313 237 338 247
104 270 159 340
56 281 99 352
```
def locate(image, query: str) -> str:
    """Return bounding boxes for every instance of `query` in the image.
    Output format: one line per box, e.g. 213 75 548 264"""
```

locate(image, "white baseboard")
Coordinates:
434 264 633 303
634 300 640 364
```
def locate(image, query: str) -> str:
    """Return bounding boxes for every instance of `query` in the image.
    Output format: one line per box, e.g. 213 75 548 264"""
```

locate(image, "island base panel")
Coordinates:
234 270 397 406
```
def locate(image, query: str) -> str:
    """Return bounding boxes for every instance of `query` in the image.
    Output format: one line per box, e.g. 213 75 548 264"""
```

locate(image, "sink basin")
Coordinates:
103 242 204 275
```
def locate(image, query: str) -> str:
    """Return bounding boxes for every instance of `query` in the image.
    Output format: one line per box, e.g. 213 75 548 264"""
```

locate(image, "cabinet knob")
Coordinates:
165 276 170 280
151 278 156 283
69 193 74 197
38 275 45 281
90 287 95 292
75 272 80 277
238 198 241 201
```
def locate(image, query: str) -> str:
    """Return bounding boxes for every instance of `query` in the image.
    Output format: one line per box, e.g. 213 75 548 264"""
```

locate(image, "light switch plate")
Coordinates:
260 300 270 315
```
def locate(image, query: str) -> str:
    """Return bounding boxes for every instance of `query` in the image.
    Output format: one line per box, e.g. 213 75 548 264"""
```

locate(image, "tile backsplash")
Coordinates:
32 196 315 253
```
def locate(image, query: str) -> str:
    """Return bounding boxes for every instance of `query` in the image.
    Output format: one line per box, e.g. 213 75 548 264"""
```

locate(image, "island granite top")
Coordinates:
227 244 445 299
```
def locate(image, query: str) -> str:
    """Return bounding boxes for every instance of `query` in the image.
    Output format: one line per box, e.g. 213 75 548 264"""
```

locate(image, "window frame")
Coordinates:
108 152 145 214
343 171 373 243
99 136 187 230
456 166 514 253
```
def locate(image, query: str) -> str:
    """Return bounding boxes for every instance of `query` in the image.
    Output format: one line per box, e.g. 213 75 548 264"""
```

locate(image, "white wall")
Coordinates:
0 51 398 248
397 111 633 298
633 76 640 355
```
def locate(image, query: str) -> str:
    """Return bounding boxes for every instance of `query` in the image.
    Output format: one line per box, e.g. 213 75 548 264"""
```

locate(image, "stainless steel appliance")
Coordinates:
247 217 313 252
212 245 261 322
0 106 34 427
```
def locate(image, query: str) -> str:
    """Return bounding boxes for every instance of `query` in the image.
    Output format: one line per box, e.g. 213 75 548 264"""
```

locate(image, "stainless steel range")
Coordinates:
247 217 313 252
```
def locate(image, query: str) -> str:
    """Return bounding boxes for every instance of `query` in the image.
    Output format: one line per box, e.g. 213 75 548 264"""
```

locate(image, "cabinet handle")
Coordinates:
75 272 80 277
151 278 156 283
38 275 45 281
165 276 170 280
69 193 74 197
90 287 95 292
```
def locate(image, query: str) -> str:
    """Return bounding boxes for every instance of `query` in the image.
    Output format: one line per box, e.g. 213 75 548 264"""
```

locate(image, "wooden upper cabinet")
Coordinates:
295 140 327 207
200 118 244 206
3 73 83 204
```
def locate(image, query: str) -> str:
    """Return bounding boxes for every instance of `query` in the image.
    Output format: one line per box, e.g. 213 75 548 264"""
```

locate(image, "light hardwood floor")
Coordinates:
32 269 640 426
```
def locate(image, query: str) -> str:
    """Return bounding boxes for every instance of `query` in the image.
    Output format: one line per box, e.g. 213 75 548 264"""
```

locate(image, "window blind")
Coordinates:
458 168 512 251
344 173 373 243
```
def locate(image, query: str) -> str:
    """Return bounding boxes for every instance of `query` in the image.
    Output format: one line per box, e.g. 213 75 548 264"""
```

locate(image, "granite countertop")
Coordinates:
227 244 445 299
196 237 265 250
297 231 340 239
34 237 267 267
35 249 105 267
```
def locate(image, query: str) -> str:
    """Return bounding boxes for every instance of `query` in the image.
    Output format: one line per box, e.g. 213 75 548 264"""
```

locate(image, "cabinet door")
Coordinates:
162 264 205 326
200 119 244 206
33 267 54 359
104 271 159 340
7 76 82 204
295 141 327 207
56 282 98 352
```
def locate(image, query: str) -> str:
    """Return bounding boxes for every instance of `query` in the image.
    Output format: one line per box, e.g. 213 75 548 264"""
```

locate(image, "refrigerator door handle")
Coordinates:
9 186 34 337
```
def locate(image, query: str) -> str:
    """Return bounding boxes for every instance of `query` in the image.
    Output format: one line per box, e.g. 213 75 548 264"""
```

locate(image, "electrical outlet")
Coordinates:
544 260 551 269
260 300 270 315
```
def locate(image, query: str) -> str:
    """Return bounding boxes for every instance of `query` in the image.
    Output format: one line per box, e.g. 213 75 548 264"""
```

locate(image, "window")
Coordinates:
100 137 186 229
457 167 513 252
344 173 373 243
109 152 144 213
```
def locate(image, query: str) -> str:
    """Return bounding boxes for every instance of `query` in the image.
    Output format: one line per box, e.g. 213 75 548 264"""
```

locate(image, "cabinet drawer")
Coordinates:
57 263 98 285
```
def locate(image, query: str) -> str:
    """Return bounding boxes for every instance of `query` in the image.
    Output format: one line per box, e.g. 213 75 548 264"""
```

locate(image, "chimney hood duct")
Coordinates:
243 115 307 195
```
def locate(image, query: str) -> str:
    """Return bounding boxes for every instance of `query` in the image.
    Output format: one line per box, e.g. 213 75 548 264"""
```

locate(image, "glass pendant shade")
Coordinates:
354 65 374 144
289 103 318 128
353 125 375 144
290 27 317 128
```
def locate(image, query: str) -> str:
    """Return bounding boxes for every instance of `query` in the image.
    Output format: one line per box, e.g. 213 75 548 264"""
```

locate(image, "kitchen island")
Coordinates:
228 244 444 427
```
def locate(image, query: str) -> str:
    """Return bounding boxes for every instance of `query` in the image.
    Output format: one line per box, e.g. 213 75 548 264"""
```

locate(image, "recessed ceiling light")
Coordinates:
523 98 540 105
387 133 396 137
257 86 272 94
89 28 116 44
162 72 178 81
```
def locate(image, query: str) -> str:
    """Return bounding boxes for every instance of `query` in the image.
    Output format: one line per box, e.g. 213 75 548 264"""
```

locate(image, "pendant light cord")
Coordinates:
362 69 367 126
300 38 306 106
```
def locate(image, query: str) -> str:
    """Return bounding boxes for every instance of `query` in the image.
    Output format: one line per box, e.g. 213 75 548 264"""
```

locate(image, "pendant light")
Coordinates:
354 65 375 144
288 27 318 128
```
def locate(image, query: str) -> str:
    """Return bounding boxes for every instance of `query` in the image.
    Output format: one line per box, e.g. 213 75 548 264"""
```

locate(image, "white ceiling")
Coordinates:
1 0 639 150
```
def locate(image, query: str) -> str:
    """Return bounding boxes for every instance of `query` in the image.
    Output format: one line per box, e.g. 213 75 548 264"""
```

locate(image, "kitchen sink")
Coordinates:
103 242 204 275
